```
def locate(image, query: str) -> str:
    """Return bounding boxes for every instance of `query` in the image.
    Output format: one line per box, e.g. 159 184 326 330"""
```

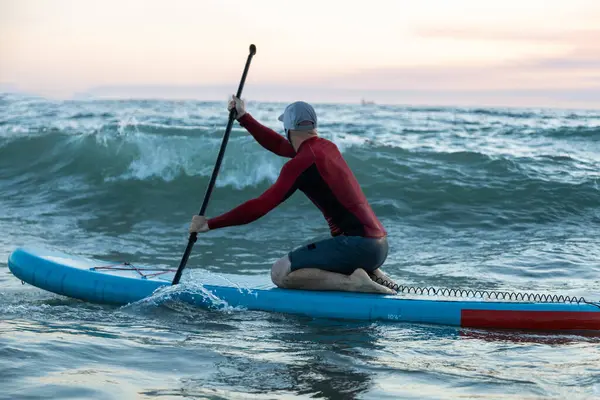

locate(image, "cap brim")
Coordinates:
278 114 284 122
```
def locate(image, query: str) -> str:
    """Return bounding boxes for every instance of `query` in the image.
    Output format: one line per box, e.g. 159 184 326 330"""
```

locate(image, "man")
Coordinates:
189 96 396 294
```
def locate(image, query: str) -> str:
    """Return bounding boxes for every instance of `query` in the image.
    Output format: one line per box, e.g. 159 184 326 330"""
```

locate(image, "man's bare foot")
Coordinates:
349 269 396 295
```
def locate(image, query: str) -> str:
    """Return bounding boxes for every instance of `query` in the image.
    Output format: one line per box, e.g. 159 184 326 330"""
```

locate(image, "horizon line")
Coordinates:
2 83 600 112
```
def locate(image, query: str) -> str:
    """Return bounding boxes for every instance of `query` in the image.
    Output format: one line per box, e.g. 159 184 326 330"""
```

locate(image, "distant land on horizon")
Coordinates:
2 83 600 111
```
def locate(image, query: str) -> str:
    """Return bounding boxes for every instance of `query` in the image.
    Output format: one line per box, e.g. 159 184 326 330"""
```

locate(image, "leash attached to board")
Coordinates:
172 44 257 285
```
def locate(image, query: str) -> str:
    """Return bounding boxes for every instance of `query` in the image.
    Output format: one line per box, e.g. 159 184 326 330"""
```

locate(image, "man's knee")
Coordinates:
271 255 291 288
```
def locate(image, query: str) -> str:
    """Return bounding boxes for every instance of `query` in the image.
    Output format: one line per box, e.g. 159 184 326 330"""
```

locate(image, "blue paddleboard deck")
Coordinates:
7 247 600 331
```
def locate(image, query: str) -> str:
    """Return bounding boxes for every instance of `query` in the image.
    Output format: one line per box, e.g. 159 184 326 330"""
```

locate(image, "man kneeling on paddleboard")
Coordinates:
189 97 397 295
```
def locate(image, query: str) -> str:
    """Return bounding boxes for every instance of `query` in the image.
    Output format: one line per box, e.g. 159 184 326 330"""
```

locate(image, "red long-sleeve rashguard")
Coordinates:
207 114 386 238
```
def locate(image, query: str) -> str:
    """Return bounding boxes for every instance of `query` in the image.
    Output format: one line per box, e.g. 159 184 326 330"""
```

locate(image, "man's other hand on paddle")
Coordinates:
228 95 246 120
189 215 210 233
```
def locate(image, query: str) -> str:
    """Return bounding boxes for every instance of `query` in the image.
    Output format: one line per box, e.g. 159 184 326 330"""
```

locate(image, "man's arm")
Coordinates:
238 114 296 158
207 160 301 229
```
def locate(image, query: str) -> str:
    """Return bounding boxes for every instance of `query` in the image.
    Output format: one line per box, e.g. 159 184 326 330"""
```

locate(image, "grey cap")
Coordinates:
278 101 317 132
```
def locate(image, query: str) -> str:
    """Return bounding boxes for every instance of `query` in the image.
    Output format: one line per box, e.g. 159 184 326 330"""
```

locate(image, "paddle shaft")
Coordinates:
172 44 257 285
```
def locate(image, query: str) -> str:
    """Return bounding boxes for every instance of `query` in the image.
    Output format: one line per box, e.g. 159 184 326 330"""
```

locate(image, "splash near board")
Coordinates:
8 247 600 332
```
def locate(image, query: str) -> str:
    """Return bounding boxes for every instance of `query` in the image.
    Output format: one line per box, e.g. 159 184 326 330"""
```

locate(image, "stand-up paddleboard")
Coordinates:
7 246 600 332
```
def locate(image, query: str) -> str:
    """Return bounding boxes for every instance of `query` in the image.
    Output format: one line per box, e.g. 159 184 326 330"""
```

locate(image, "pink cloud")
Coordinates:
415 27 600 44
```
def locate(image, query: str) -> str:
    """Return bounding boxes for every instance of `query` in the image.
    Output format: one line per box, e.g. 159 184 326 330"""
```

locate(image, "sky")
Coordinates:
1 0 599 108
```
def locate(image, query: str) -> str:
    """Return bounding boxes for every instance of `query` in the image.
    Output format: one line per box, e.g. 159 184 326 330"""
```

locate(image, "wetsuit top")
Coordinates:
207 114 387 238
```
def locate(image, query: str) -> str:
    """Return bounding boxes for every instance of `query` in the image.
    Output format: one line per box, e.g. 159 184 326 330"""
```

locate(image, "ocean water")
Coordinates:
1 92 600 399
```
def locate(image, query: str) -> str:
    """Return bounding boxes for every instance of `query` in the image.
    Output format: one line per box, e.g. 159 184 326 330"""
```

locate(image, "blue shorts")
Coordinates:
288 236 389 275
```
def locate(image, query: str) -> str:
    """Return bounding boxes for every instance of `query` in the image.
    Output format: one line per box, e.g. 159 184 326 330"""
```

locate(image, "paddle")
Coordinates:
171 44 257 285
